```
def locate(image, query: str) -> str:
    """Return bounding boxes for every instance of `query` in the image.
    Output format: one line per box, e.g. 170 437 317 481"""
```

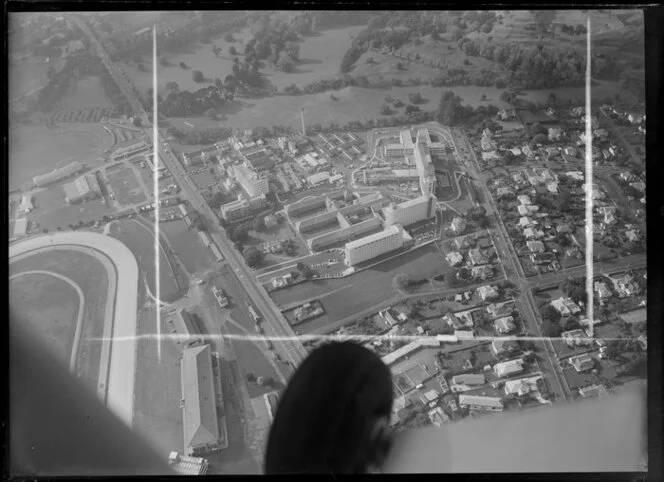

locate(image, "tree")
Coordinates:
408 92 425 104
229 45 238 56
244 246 264 268
165 81 179 93
393 273 411 291
132 117 142 127
532 133 548 145
205 108 216 119
159 56 169 67
192 70 204 83
405 104 421 115
252 216 265 232
540 304 561 324
224 32 234 42
231 224 249 243
179 61 187 69
380 104 394 116
264 376 275 387
246 372 256 383
277 51 295 72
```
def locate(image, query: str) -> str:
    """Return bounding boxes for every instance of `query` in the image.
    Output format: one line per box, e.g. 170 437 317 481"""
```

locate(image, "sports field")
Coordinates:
9 124 113 191
269 243 451 330
159 219 216 275
106 167 148 206
10 248 111 389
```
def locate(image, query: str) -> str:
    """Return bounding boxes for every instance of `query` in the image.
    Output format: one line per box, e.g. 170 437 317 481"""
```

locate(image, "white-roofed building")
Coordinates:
63 174 101 204
19 194 33 214
478 285 499 301
458 394 503 412
344 224 405 266
446 251 464 267
13 218 29 238
494 316 516 335
493 358 524 378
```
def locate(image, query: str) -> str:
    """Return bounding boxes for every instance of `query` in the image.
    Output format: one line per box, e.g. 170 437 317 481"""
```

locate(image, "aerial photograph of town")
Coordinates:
9 9 647 475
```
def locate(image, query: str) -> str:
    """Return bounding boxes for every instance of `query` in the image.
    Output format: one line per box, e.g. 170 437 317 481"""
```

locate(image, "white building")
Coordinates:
233 164 269 197
478 285 499 301
494 316 516 335
19 194 33 214
382 195 435 227
220 197 251 222
458 394 504 412
494 358 524 378
446 251 464 267
344 224 405 266
13 218 29 238
451 217 467 234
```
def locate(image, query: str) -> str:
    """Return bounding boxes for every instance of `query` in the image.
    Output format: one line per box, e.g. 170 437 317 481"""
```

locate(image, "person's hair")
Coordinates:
264 341 393 474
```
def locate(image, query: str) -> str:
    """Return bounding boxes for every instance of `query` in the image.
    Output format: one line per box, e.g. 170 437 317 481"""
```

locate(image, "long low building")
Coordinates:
308 216 381 252
458 394 504 412
33 161 84 187
63 174 101 204
12 218 29 238
344 224 408 266
181 344 225 456
382 195 435 227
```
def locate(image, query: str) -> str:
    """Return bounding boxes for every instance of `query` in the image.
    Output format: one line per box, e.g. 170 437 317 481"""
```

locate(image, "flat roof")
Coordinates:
345 224 400 249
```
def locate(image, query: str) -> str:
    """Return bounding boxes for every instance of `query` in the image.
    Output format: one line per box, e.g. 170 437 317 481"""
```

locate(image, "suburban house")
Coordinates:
451 217 467 234
578 384 608 399
472 265 494 280
548 127 563 141
556 224 572 234
446 251 464 267
487 301 514 319
517 195 532 205
569 353 594 373
609 273 640 297
625 229 639 242
477 285 499 301
551 297 582 316
451 373 486 386
527 240 545 253
458 394 504 412
493 358 525 378
494 316 516 335
562 329 592 347
491 338 519 357
504 375 542 397
468 248 487 266
594 281 613 299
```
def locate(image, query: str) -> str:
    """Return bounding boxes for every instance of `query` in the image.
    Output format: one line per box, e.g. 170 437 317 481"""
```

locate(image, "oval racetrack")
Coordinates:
10 232 139 428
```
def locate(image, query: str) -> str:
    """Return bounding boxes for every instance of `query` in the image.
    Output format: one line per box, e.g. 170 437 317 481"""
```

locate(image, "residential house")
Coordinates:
518 204 539 216
451 217 467 234
494 358 525 378
446 251 464 267
594 128 609 139
562 329 591 347
523 227 543 240
548 127 563 141
468 248 487 266
504 375 542 397
637 335 647 351
522 145 534 159
578 384 608 399
619 172 634 183
472 265 494 280
609 273 640 297
551 297 581 316
546 181 559 194
582 183 606 200
512 172 526 185
428 407 450 427
518 195 532 206
518 217 534 228
478 285 499 301
444 313 473 331
565 171 584 181
496 187 514 199
458 394 504 412
494 316 516 335
487 301 514 319
594 281 612 300
569 353 594 373
579 317 603 329
527 240 545 253
482 151 501 162
627 112 644 124
625 230 639 243
531 252 556 265
571 106 585 117
491 338 519 357
556 224 572 234
629 181 646 193
563 146 578 157
510 147 522 156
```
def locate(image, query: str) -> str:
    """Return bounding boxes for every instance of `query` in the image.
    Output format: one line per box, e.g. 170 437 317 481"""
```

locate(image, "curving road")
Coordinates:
9 232 139 428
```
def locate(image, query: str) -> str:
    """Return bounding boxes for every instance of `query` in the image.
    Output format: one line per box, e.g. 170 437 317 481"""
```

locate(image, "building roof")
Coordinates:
492 338 518 354
13 218 28 237
33 161 84 186
452 373 486 386
458 394 503 408
495 316 516 333
168 452 208 476
181 344 221 452
494 359 524 377
345 224 401 250
619 308 647 325
504 376 541 396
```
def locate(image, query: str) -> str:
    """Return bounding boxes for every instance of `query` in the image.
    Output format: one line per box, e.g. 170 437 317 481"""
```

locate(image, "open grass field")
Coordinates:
109 219 185 302
10 273 80 365
58 76 115 110
9 55 64 104
106 167 147 206
270 243 451 331
10 247 110 389
159 218 216 275
9 123 113 191
29 184 111 232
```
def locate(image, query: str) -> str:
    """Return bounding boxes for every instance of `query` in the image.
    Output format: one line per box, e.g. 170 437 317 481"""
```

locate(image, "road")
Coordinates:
76 17 307 370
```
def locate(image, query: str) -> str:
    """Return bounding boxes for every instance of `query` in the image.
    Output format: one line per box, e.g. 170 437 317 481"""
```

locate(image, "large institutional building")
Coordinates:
33 161 84 187
382 194 435 227
233 163 269 198
63 174 101 204
180 344 226 456
344 224 409 266
385 128 443 196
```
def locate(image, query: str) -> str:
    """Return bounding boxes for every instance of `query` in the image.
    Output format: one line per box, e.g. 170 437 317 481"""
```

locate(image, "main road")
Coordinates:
76 17 307 369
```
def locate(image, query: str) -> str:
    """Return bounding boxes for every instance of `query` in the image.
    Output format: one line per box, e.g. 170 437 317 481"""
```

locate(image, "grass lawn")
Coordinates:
160 218 216 275
9 124 112 191
109 219 185 302
270 243 450 330
58 76 115 110
106 167 148 206
30 186 112 232
10 248 110 390
10 273 80 365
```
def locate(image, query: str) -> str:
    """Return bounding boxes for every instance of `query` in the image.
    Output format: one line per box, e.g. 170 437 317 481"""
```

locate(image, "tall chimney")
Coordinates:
301 108 306 137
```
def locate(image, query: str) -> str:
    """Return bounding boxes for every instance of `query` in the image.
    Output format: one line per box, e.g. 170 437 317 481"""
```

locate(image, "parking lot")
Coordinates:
105 167 147 206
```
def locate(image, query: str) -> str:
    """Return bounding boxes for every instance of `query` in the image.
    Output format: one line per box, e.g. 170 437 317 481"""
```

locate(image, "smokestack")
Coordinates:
301 108 306 137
